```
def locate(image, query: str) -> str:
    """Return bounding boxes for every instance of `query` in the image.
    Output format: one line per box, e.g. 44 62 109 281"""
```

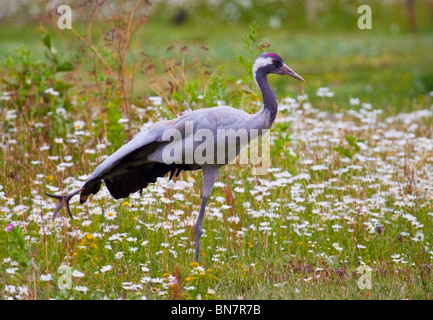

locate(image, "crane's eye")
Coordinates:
271 59 277 64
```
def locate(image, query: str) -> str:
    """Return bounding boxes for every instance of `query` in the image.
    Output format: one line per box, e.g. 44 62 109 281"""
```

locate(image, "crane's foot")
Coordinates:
46 187 83 220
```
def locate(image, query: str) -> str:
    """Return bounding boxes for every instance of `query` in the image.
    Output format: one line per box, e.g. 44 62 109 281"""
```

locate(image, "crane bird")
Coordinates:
46 52 304 262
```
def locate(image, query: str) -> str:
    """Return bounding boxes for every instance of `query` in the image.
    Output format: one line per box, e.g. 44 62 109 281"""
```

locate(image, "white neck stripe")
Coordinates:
252 57 273 78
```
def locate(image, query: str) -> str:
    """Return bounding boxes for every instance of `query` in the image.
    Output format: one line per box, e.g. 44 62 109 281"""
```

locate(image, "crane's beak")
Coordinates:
279 63 305 82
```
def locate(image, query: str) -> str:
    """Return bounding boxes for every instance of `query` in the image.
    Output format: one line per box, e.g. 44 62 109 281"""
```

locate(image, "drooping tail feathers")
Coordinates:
46 163 197 219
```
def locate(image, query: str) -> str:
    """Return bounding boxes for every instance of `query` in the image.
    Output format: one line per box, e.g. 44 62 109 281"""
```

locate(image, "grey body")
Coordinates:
90 106 258 179
46 52 304 262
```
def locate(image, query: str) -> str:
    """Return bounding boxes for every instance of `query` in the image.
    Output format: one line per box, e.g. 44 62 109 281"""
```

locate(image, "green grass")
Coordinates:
1 19 432 113
1 4 433 300
2 93 433 299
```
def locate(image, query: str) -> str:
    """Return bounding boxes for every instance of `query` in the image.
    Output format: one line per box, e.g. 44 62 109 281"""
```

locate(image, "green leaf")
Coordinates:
276 121 291 132
106 101 125 148
42 33 51 49
345 134 356 147
333 146 353 159
237 55 251 74
171 90 183 102
345 134 361 152
56 61 73 72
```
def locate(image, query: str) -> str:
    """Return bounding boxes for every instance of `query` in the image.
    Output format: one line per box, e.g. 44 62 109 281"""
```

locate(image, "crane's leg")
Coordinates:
194 166 220 262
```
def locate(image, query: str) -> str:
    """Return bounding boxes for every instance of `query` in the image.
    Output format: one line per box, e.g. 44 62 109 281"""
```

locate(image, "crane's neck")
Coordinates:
254 70 278 129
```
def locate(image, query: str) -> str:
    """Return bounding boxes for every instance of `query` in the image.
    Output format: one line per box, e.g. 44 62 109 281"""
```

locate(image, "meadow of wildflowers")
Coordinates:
1 0 433 300
1 84 432 299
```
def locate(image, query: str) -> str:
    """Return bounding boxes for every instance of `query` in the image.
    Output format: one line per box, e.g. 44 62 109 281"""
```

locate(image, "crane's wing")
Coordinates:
80 113 194 202
84 106 252 200
46 105 253 219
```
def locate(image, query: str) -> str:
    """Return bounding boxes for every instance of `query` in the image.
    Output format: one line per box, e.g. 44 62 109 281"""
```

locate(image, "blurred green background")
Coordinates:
1 0 433 113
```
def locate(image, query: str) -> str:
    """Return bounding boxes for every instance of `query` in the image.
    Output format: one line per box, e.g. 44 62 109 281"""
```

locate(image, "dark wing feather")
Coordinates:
80 140 159 201
81 137 197 201
104 162 197 200
104 164 155 199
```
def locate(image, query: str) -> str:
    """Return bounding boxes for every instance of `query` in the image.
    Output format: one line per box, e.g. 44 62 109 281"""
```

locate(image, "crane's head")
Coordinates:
253 52 305 82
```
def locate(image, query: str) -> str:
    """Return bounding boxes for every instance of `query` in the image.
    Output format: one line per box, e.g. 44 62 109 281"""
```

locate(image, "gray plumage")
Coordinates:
46 52 304 262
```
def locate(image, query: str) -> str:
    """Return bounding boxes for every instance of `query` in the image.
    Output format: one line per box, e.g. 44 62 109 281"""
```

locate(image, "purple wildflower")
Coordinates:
336 269 345 276
6 223 14 231
376 225 383 234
